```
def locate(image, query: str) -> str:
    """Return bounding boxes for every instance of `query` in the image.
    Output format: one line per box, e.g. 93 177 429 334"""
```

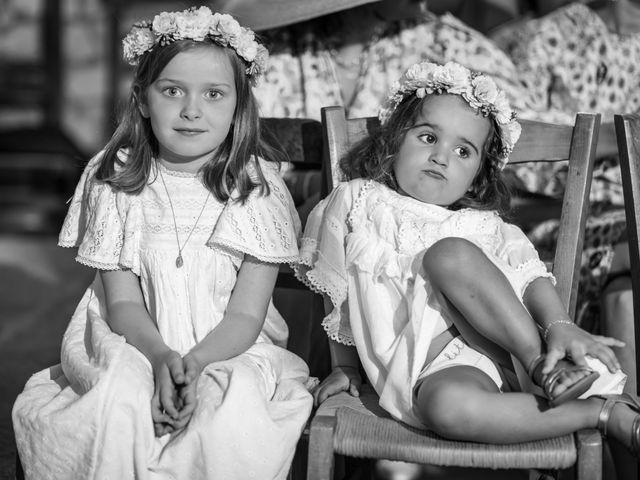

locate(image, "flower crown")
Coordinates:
379 61 521 168
122 6 268 81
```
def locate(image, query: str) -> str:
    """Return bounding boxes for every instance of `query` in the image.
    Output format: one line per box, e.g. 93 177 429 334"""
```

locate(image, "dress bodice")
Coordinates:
59 153 301 354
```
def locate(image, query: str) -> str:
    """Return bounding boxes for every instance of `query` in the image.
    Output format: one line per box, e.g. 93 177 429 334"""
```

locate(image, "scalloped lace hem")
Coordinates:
207 240 300 264
516 259 555 281
75 256 124 271
522 271 556 291
293 262 346 311
58 240 79 248
321 316 354 346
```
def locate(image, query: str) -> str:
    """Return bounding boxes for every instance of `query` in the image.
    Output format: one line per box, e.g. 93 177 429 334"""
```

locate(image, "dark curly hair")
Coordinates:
341 94 512 215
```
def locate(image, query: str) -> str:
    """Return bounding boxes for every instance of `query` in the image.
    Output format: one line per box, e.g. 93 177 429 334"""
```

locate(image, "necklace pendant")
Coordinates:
176 254 184 268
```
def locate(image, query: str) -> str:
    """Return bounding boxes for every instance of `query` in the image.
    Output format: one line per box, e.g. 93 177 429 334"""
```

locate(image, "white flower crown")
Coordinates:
122 6 268 81
379 61 521 168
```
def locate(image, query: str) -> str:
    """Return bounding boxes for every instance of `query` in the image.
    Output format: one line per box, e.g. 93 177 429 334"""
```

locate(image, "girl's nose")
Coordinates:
181 96 202 120
429 149 448 167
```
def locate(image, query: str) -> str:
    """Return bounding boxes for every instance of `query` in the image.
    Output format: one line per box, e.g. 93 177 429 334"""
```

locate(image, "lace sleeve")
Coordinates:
206 158 301 264
58 151 142 273
497 222 555 292
293 181 363 346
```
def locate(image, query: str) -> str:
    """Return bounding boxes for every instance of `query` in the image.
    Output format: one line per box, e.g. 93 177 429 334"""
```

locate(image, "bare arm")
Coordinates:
185 255 279 371
101 269 174 365
523 276 622 373
322 297 360 370
312 297 362 405
522 276 571 332
101 269 186 430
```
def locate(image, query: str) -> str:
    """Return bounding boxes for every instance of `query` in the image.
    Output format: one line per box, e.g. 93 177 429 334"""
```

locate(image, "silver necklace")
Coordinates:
158 167 211 268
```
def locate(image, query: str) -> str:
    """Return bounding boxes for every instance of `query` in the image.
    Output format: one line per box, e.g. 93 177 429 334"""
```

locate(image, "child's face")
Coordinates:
393 94 490 206
141 45 237 170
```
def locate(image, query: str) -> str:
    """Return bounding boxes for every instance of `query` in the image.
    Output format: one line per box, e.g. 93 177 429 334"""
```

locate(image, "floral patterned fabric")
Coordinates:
494 3 640 127
253 13 522 120
493 2 640 205
492 3 639 329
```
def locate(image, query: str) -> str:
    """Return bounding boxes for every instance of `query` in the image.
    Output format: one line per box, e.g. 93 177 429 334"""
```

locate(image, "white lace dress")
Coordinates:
294 179 554 428
12 153 313 480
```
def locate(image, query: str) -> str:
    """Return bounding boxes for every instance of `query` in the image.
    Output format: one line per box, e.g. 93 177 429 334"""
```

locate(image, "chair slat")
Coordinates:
510 120 574 163
553 113 599 317
614 114 640 395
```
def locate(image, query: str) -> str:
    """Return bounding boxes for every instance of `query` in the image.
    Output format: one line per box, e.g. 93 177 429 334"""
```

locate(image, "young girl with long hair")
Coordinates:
295 61 640 454
13 7 312 479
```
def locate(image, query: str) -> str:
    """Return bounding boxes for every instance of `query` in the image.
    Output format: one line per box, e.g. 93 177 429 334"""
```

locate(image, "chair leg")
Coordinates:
307 414 337 480
574 428 602 480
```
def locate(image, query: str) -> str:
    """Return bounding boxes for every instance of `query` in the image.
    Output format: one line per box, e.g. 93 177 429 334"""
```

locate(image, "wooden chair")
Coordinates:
308 105 602 480
260 117 329 480
613 114 640 397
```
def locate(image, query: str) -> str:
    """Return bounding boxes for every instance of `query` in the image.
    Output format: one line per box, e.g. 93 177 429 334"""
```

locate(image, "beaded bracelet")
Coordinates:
543 319 576 341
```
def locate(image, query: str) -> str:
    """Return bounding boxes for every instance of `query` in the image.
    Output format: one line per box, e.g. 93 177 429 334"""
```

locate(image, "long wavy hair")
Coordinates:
95 39 283 203
341 94 512 214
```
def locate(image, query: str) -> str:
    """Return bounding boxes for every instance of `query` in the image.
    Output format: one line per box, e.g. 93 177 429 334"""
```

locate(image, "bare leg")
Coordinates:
414 365 638 448
422 237 593 395
423 238 541 370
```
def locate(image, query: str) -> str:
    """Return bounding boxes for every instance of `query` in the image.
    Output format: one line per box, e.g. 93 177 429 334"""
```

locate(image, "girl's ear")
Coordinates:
135 92 150 118
138 102 150 119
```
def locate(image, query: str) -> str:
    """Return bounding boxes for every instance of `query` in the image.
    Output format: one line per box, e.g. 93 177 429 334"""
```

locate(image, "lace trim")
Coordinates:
74 256 126 272
322 312 355 346
346 180 376 230
294 248 352 345
515 257 551 274
207 239 299 264
58 240 79 248
155 161 199 178
516 258 556 292
294 246 348 309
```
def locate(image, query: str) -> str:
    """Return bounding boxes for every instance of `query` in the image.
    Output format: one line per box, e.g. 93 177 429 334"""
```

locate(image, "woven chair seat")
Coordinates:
317 388 577 470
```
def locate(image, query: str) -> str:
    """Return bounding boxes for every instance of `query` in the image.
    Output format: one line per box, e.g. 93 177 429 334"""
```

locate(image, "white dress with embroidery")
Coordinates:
294 179 555 428
12 153 313 480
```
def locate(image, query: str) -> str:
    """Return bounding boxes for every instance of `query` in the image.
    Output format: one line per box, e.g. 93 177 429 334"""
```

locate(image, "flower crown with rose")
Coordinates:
379 61 522 168
122 6 268 82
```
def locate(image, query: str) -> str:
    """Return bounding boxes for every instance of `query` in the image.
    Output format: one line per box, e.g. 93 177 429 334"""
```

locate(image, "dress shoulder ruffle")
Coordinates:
206 158 301 264
58 150 142 274
293 179 369 345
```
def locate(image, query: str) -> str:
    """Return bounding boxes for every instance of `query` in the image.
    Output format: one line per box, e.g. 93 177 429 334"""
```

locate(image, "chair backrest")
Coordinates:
614 114 640 394
321 105 600 320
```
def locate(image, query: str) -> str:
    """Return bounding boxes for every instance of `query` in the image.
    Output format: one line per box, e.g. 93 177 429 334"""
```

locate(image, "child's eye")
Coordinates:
204 89 223 100
455 146 470 158
162 86 183 97
418 133 436 144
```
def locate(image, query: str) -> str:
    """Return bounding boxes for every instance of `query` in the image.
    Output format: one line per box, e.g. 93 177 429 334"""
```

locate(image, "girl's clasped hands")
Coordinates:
151 351 200 436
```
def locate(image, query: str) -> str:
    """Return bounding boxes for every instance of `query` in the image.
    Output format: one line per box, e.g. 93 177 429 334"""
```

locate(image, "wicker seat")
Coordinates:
307 106 603 480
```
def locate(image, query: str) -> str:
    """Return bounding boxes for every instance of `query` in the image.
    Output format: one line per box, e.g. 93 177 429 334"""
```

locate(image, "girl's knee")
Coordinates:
415 371 495 439
415 381 472 436
422 237 480 279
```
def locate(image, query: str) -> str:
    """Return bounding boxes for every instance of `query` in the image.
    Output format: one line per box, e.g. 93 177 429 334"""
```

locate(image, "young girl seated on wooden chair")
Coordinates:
295 61 640 454
13 7 312 479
